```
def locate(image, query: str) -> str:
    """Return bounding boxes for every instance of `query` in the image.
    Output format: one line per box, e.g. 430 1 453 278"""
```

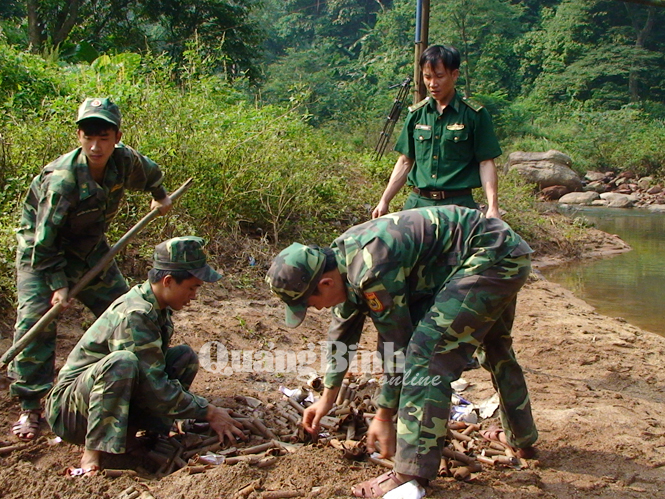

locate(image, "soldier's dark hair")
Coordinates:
148 268 195 284
309 247 337 297
420 45 461 72
78 118 119 135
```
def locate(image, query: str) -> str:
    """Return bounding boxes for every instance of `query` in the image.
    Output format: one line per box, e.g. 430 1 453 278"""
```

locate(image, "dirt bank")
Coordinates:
0 227 663 498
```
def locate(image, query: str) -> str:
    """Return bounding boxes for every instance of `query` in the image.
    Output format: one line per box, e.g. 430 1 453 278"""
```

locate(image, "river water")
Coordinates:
541 206 665 337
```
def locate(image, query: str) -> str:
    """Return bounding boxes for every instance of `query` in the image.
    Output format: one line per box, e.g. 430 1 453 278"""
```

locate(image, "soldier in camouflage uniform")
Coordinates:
266 206 538 497
10 97 173 440
45 236 245 476
372 45 503 220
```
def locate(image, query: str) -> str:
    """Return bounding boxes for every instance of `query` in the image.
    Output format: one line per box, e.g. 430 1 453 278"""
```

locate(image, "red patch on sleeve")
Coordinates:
364 292 385 312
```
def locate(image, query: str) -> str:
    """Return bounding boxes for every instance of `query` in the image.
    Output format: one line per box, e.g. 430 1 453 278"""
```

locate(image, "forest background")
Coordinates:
0 0 664 311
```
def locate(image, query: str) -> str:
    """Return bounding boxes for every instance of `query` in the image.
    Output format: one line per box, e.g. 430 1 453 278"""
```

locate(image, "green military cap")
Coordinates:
153 236 222 283
76 97 122 127
265 243 326 327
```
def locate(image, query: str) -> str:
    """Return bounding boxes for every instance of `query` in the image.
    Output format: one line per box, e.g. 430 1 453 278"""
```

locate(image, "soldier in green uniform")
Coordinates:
10 97 173 440
372 45 503 220
45 236 245 476
266 206 537 498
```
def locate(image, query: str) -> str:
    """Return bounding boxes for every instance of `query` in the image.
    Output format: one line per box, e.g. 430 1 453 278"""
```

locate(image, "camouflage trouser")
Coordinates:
403 192 478 211
9 261 129 410
395 254 537 480
45 345 199 454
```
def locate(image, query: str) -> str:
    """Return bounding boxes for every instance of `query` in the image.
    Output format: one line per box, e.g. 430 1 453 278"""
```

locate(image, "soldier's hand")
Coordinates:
206 405 247 444
151 195 173 215
366 411 396 459
302 398 333 435
51 287 72 309
485 206 501 220
371 201 390 219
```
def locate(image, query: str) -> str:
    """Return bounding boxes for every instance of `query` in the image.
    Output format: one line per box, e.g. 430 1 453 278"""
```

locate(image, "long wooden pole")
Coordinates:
0 178 194 370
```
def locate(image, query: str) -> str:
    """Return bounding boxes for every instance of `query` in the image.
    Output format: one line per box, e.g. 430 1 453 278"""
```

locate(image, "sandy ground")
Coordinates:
0 227 664 498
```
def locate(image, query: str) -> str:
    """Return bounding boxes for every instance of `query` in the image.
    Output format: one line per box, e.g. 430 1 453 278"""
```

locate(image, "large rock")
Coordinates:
600 192 638 204
558 191 600 205
584 181 608 193
541 185 570 200
599 192 636 208
637 177 653 190
647 204 665 213
585 171 606 182
507 150 583 191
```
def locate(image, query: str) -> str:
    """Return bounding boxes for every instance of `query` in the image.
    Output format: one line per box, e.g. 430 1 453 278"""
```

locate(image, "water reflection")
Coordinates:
541 207 665 337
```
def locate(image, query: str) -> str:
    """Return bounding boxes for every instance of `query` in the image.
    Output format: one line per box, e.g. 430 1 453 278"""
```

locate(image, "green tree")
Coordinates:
428 0 524 98
517 0 665 109
14 0 265 79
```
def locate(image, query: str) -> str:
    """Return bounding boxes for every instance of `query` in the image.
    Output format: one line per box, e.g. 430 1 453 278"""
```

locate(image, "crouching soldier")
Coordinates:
266 206 538 498
45 236 245 476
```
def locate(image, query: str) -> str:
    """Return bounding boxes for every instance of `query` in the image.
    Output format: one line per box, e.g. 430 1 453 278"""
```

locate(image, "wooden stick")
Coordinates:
0 443 30 455
452 462 482 481
448 429 472 442
287 397 305 415
236 480 260 499
103 469 138 478
368 455 394 469
441 447 474 465
252 417 279 440
261 491 304 499
239 441 278 455
461 423 481 435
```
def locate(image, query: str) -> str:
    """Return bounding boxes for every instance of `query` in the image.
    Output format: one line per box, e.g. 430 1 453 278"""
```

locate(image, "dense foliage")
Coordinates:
1 0 664 304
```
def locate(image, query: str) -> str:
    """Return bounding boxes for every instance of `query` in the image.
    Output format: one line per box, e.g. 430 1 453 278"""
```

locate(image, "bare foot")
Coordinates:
66 449 101 477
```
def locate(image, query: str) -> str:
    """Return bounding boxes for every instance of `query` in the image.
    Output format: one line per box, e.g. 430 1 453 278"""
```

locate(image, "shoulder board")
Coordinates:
461 96 484 112
408 97 430 113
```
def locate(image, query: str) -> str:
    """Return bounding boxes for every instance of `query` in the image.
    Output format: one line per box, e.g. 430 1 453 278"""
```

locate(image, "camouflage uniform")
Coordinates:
45 236 220 454
267 206 537 480
10 101 168 410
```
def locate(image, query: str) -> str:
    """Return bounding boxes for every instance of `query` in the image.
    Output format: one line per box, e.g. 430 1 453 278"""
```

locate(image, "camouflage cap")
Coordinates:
76 97 122 127
153 236 222 283
265 243 326 327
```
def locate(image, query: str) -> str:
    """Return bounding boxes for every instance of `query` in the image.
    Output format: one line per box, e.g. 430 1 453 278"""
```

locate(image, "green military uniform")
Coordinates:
11 142 167 410
394 91 502 210
267 206 537 480
45 237 220 454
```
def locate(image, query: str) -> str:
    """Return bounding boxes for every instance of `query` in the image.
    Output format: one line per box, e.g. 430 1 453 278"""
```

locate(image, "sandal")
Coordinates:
480 426 537 459
64 465 100 478
12 410 41 441
351 470 407 498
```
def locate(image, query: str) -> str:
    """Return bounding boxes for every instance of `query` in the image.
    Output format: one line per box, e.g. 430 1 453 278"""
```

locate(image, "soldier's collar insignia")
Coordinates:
364 292 385 312
447 123 465 130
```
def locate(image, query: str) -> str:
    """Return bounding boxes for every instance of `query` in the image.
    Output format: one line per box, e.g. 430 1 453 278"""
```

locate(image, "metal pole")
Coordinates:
413 0 431 103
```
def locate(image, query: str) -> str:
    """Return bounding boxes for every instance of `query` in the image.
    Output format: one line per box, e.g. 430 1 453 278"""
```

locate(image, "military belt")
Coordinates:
413 187 472 200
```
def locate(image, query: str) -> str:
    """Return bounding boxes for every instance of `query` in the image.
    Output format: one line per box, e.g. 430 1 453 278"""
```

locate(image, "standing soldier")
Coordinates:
266 206 538 497
372 45 503 220
10 97 172 440
45 237 245 475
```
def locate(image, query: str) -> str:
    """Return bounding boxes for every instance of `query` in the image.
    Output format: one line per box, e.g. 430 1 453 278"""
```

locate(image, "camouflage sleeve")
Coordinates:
360 279 413 411
323 303 366 390
119 145 168 200
114 310 209 420
30 187 71 291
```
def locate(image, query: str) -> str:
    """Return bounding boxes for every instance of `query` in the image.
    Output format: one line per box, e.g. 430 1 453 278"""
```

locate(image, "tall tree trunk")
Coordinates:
628 5 655 102
53 0 81 47
26 0 42 52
